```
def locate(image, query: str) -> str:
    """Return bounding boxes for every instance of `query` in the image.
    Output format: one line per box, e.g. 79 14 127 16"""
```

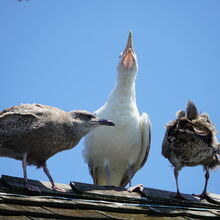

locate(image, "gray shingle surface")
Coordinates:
0 175 220 219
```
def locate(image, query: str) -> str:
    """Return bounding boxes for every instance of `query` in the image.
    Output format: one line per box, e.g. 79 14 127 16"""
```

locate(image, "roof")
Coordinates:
0 175 220 219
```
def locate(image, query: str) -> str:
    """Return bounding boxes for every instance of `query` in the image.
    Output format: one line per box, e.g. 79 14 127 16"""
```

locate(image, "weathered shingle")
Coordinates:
0 175 220 219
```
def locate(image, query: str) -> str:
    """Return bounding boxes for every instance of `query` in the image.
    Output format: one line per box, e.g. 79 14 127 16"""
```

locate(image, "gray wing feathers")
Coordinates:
120 113 151 187
139 112 151 168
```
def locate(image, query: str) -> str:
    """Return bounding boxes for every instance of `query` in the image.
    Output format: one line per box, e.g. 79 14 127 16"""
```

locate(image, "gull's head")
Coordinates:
176 110 186 119
69 110 115 135
117 30 138 77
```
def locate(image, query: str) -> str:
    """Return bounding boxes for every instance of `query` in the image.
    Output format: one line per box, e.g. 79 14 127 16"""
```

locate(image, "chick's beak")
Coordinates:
97 118 115 126
121 30 135 68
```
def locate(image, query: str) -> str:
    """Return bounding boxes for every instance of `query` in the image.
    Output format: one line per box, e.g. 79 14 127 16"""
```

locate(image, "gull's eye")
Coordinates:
87 114 95 120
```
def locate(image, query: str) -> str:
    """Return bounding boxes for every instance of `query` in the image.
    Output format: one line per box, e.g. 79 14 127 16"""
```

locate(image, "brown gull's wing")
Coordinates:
0 112 38 138
161 118 180 158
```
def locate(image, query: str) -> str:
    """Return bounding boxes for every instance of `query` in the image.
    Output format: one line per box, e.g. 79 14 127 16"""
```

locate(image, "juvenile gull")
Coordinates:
83 31 151 192
162 100 220 200
0 103 114 192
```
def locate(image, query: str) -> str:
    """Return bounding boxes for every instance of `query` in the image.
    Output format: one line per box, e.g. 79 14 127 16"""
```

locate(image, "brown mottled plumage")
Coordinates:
162 100 220 200
0 103 115 191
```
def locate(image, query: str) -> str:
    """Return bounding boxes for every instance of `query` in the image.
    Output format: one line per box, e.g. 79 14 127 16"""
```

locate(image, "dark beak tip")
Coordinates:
105 121 115 126
100 119 115 126
109 121 115 126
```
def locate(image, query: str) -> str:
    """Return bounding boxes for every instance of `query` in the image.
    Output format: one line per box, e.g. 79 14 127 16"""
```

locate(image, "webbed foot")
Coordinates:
127 184 144 193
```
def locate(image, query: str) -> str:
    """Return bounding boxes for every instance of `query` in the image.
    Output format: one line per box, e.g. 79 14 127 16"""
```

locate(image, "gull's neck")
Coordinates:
108 70 137 103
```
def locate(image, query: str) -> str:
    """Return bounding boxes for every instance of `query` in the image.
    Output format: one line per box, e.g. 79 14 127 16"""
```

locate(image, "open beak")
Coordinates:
121 30 135 68
97 118 115 126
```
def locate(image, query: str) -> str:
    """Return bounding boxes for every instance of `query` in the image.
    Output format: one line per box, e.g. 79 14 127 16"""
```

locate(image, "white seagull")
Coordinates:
83 31 151 191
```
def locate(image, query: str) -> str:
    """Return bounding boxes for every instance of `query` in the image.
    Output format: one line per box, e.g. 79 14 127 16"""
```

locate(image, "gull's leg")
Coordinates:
128 165 132 188
42 163 65 192
127 165 144 193
105 165 111 186
22 152 41 192
193 167 210 200
174 167 187 200
22 152 28 182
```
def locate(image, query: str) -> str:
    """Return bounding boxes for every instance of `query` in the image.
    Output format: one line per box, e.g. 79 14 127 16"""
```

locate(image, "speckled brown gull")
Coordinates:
0 103 114 192
162 100 220 200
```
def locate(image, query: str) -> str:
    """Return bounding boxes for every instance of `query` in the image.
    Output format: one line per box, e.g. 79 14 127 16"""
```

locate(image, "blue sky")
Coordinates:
1 0 220 196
